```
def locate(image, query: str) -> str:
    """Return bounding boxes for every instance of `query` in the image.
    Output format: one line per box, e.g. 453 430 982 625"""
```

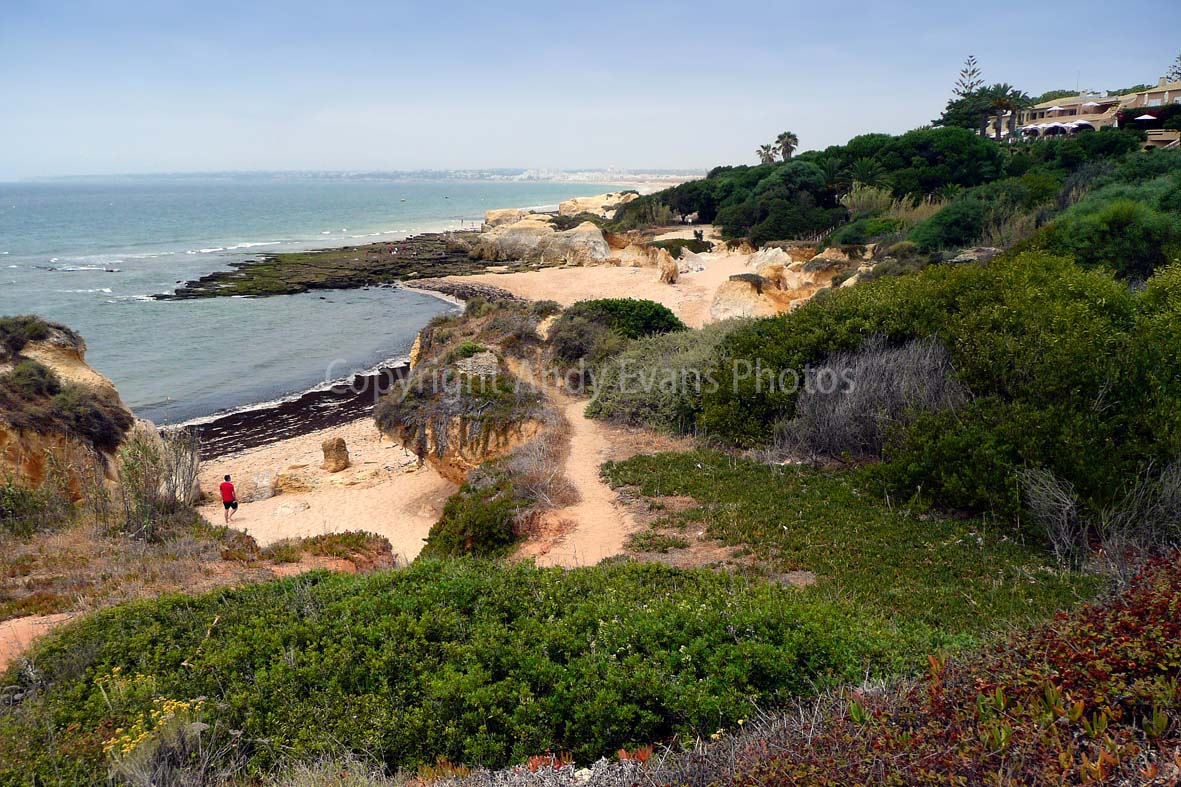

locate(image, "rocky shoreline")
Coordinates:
159 231 560 299
186 363 412 460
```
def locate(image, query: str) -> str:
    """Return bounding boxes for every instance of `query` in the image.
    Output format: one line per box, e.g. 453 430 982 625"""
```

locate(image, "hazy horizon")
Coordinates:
2 0 1176 180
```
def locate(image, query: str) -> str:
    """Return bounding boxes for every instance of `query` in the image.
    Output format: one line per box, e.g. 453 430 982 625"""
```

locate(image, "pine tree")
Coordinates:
1168 53 1181 82
954 55 984 97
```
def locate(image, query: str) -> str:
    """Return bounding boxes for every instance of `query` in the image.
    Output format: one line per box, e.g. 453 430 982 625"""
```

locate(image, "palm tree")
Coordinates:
979 83 1031 140
756 145 778 165
846 158 889 190
818 157 848 194
775 131 800 160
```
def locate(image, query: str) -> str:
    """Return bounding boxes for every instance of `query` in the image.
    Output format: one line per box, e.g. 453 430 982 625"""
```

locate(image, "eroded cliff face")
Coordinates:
470 218 611 267
394 415 543 485
0 326 133 497
708 245 874 321
0 428 104 499
557 191 639 219
375 314 551 486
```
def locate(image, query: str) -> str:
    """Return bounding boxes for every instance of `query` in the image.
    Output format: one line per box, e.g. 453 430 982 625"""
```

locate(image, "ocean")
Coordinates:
0 175 617 426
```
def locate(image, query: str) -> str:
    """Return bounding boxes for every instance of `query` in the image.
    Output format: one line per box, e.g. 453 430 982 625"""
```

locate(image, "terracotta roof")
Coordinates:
1134 80 1181 95
1031 94 1122 110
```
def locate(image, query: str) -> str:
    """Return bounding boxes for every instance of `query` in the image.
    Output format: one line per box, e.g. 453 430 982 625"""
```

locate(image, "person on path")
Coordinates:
220 474 239 524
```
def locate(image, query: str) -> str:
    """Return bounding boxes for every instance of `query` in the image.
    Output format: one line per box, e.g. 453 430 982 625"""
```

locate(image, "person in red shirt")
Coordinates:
219 475 238 524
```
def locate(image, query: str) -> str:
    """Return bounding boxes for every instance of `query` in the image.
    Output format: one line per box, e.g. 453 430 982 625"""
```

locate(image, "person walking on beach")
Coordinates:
220 474 239 524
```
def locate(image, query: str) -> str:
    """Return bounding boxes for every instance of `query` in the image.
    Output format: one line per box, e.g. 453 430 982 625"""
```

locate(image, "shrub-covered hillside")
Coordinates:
612 126 1146 248
0 561 909 782
588 249 1181 552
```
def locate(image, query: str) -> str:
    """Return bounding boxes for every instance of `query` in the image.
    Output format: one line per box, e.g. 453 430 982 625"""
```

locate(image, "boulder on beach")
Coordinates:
538 222 611 266
321 437 350 473
709 274 794 321
657 249 679 284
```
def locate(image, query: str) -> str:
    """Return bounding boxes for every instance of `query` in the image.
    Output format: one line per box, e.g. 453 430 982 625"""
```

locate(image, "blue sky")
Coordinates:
1 0 1176 178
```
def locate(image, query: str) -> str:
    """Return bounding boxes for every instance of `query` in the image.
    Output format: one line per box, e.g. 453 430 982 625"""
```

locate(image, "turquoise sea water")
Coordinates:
0 176 616 423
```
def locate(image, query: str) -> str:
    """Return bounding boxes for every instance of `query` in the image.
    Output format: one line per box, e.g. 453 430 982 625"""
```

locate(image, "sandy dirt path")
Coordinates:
447 250 752 329
0 613 74 672
521 393 638 567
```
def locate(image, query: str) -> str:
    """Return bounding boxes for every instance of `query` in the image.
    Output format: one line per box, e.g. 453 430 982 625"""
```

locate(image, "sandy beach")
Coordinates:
197 418 455 561
193 240 750 558
445 248 752 329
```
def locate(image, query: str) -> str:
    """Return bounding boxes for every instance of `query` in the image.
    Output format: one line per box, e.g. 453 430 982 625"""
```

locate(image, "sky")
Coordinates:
0 0 1176 179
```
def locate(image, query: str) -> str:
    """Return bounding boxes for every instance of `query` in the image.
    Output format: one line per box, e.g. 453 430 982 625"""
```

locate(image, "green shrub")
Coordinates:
50 385 134 454
828 217 904 246
859 256 929 281
4 360 61 399
697 251 1179 523
0 479 70 537
528 300 562 319
586 320 747 433
445 341 488 363
908 199 987 252
420 473 521 558
0 561 906 780
547 316 627 369
1035 194 1181 279
648 238 712 259
548 212 604 231
885 240 919 258
0 315 50 358
548 299 686 371
558 298 686 340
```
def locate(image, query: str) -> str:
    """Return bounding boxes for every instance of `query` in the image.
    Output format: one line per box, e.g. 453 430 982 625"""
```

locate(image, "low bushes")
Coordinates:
724 555 1181 785
548 299 687 370
5 359 62 398
557 299 686 340
908 197 986 252
770 335 969 462
693 251 1181 528
0 561 906 781
1035 192 1181 280
826 216 904 247
48 385 133 454
0 314 51 359
0 360 133 455
420 473 521 558
445 341 489 363
0 478 71 537
586 320 747 434
548 316 628 369
647 238 711 259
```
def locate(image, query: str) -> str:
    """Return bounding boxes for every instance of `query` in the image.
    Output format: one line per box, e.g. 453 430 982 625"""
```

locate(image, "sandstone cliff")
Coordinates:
0 322 135 496
374 309 551 484
470 217 611 267
708 245 870 321
557 191 639 219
